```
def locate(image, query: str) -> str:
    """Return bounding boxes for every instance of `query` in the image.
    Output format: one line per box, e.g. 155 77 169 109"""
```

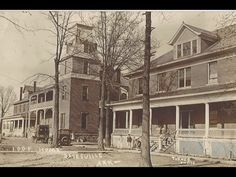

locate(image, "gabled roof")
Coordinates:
125 23 236 78
23 85 41 93
168 22 218 45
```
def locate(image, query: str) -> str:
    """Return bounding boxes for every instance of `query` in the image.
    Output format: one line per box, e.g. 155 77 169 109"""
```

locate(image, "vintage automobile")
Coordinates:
33 125 49 143
57 129 71 146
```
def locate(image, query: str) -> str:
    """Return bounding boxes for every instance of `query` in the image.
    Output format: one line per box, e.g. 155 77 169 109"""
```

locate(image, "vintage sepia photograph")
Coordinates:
0 10 236 167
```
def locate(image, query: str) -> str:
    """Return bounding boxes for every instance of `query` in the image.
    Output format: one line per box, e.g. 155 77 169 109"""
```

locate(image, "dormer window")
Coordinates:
177 44 182 58
176 40 198 59
183 41 191 56
169 23 218 59
192 40 197 54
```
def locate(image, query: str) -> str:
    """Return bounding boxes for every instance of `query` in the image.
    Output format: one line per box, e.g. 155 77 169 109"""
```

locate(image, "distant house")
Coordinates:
110 22 236 159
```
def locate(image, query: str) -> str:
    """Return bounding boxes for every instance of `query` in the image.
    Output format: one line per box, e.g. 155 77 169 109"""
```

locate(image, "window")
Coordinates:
60 113 65 129
83 61 89 74
178 69 185 88
177 44 182 58
208 61 218 84
176 40 198 58
31 95 37 104
192 40 197 54
157 73 166 92
19 120 22 128
81 113 88 129
82 86 88 101
84 42 89 53
183 41 191 56
178 67 191 88
186 67 191 87
62 85 67 100
138 78 143 94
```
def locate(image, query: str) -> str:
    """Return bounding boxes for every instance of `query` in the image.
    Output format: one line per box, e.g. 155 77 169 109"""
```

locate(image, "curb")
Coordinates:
113 149 236 166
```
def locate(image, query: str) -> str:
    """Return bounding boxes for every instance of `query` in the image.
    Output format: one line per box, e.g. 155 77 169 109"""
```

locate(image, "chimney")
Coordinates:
33 81 37 92
20 87 23 101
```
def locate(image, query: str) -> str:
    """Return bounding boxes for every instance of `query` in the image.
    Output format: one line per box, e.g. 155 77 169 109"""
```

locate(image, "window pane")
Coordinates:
179 69 184 88
138 78 143 94
186 67 191 86
209 61 217 79
177 44 181 58
157 73 166 91
81 113 87 129
183 42 191 56
82 86 88 101
192 40 197 54
83 61 88 74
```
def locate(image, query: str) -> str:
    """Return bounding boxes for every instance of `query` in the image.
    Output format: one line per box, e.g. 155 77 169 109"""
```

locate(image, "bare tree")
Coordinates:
46 11 73 147
92 11 144 149
140 11 152 167
0 86 16 142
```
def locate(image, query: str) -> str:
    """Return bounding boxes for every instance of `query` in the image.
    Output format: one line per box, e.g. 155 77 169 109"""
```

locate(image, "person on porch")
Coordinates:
127 134 132 149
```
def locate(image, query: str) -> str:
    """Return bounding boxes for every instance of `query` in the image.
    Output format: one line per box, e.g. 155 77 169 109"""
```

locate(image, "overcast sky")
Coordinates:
0 10 233 99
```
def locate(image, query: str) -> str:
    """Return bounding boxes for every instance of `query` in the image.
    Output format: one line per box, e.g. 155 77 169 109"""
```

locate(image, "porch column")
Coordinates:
176 105 180 136
35 111 38 128
113 111 116 133
150 108 152 136
129 109 133 134
44 109 46 125
125 111 129 129
28 112 31 129
17 120 20 129
205 103 209 138
22 119 24 132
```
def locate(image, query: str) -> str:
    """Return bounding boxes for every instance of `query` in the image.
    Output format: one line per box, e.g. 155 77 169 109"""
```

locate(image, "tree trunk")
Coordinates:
98 66 106 150
140 11 152 167
52 60 59 148
105 87 111 147
0 111 3 143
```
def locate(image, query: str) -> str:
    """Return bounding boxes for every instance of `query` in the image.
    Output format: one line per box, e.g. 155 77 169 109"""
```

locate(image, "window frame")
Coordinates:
62 85 67 100
208 61 218 84
183 41 191 57
82 85 89 101
83 60 89 74
175 39 198 59
81 112 88 129
157 72 167 93
138 78 143 95
178 67 191 89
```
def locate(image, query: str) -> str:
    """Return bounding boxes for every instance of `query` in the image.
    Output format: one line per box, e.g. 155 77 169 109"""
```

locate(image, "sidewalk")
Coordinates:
113 148 236 166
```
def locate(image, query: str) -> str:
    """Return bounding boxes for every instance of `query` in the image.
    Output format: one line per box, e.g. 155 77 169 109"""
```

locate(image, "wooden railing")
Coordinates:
178 129 205 137
29 100 53 110
113 129 129 135
113 128 142 135
209 129 236 139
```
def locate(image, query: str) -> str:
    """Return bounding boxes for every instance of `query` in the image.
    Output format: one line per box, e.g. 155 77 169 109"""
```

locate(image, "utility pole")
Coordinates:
140 11 152 167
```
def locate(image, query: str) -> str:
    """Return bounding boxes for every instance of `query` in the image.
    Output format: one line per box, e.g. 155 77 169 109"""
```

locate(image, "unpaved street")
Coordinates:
0 137 235 167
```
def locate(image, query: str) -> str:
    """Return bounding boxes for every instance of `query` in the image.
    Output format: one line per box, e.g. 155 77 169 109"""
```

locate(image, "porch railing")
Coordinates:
113 129 129 135
131 128 142 135
113 128 142 135
209 129 236 139
178 129 205 138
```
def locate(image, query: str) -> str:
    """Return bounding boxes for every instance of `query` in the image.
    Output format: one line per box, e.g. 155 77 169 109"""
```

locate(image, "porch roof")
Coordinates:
110 82 236 105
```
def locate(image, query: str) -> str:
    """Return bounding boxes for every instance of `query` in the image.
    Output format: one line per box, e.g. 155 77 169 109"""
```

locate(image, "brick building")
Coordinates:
110 22 236 159
2 23 101 141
